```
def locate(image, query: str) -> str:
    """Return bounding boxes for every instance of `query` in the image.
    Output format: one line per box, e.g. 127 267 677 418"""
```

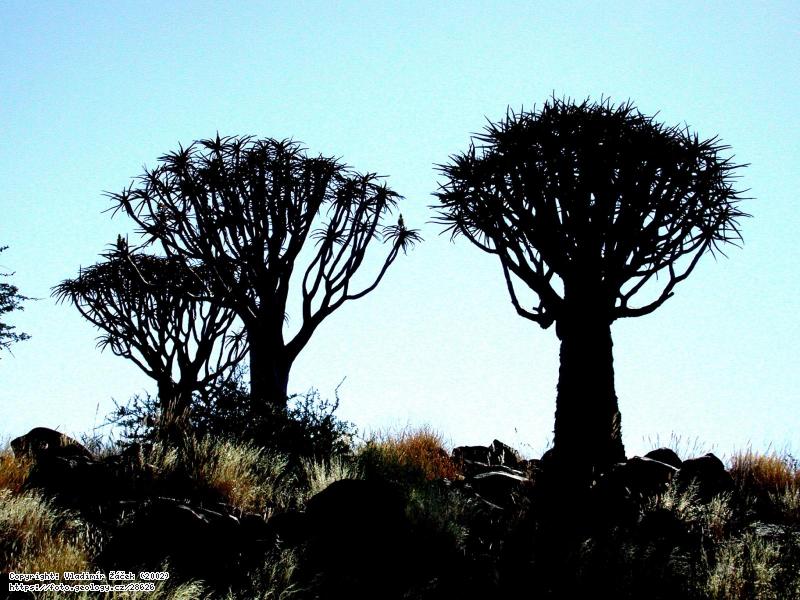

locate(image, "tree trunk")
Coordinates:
156 378 192 445
248 332 291 414
552 306 626 486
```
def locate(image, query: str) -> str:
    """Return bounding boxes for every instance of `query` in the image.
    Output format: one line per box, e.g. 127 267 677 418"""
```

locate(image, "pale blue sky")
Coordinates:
1 1 798 460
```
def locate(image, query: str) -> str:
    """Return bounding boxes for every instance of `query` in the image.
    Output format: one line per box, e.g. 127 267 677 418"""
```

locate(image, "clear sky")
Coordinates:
1 1 798 460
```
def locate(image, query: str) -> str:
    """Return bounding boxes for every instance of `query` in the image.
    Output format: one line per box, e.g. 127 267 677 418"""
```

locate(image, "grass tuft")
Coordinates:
729 448 800 522
303 454 361 497
0 489 91 573
0 442 32 493
357 425 461 484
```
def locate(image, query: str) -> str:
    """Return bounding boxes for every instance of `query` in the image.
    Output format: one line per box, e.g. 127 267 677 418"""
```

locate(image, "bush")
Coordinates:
356 426 461 486
109 381 356 465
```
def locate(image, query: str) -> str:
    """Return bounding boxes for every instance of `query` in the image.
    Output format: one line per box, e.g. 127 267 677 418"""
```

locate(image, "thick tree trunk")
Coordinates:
248 333 291 415
552 307 626 486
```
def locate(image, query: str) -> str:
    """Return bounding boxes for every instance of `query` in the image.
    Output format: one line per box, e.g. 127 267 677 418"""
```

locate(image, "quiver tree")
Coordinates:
109 136 420 413
435 98 747 483
54 243 246 440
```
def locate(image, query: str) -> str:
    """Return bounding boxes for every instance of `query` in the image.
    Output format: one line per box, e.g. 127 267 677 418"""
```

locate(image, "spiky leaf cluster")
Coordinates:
435 97 748 327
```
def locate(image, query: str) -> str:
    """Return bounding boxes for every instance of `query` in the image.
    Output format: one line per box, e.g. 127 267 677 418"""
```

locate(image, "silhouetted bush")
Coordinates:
109 378 355 466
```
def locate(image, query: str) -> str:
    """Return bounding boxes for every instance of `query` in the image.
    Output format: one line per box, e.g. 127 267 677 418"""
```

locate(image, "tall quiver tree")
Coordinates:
435 98 747 484
54 244 246 440
110 136 420 414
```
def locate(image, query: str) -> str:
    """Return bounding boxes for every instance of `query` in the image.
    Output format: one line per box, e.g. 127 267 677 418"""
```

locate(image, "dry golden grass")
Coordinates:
703 533 791 600
147 436 288 514
0 489 91 574
0 444 31 494
729 449 800 496
361 425 461 482
37 578 209 600
303 455 361 497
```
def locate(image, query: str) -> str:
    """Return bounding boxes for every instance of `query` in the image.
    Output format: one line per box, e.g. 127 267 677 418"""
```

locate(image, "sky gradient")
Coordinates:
1 1 798 460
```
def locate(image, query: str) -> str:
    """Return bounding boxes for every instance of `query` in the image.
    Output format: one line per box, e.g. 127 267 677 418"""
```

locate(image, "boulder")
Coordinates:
11 427 93 461
452 444 492 466
644 447 683 469
301 479 414 596
470 471 529 507
23 454 111 507
453 440 526 478
98 497 266 586
675 453 734 502
488 439 523 470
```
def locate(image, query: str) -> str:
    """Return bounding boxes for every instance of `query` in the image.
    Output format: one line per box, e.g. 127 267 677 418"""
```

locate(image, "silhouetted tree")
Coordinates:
54 243 246 439
435 98 747 482
109 136 420 413
0 246 31 358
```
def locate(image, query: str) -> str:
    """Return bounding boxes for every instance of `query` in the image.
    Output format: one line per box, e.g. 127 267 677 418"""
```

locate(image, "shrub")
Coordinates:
110 383 356 464
356 426 461 486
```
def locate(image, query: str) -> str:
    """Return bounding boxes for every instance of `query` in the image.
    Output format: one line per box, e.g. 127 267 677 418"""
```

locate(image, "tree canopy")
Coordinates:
435 97 747 480
95 135 419 416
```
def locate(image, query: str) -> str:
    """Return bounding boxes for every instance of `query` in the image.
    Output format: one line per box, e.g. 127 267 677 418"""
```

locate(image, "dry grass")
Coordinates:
36 578 209 600
729 449 800 522
359 425 461 482
303 455 361 497
703 532 797 600
0 443 32 493
645 432 712 461
0 489 91 574
132 437 289 514
729 449 800 496
648 482 733 544
192 438 287 512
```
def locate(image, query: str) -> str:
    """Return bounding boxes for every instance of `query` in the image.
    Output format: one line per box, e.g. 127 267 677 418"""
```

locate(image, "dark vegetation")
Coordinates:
0 245 31 357
435 97 747 484
2 100 795 599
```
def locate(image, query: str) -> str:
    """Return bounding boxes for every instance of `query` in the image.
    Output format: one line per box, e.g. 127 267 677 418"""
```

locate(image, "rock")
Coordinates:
488 439 523 470
675 453 734 502
613 456 678 497
453 445 492 466
470 471 529 507
98 497 265 586
302 479 414 596
305 479 408 551
590 457 678 526
23 453 121 509
11 427 93 461
453 440 526 477
265 509 307 546
644 448 683 469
